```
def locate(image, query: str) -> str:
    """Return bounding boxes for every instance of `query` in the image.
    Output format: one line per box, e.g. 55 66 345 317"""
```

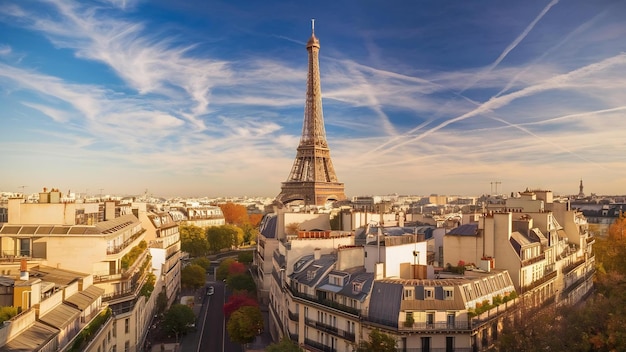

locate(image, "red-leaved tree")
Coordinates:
223 292 258 317
228 261 246 276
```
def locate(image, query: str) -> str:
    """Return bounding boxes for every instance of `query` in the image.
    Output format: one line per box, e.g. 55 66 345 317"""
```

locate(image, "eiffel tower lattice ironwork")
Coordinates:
276 23 346 206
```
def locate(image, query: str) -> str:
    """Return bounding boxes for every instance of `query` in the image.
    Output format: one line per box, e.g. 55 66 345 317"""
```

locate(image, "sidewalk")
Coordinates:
245 305 272 351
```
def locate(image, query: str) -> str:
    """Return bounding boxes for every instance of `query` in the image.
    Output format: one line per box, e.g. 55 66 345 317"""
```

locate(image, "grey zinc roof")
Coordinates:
39 303 81 329
259 214 277 239
337 272 374 301
290 254 336 287
64 285 104 310
368 281 403 327
0 321 58 352
447 223 479 236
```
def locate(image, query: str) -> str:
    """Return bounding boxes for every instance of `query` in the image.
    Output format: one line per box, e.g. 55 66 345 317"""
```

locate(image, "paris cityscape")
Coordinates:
2 1 626 352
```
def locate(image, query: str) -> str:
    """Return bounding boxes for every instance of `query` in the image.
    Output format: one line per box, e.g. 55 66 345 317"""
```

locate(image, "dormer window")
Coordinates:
352 282 363 294
404 287 414 300
425 287 434 300
329 274 344 286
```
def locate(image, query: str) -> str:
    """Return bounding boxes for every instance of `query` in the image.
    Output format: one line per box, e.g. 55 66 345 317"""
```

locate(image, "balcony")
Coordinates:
288 285 360 316
522 269 557 293
562 258 586 275
304 338 336 352
399 321 470 332
106 229 146 255
288 309 299 321
521 254 545 267
304 318 355 342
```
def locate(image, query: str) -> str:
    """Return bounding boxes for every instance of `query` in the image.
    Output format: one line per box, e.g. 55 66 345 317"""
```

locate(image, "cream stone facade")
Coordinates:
263 214 521 352
443 189 594 309
0 192 180 351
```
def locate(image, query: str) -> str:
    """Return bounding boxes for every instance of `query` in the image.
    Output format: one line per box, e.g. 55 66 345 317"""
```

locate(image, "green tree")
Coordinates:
356 329 397 352
240 223 258 245
192 257 211 271
156 291 168 315
227 305 264 345
216 258 235 281
266 337 303 352
227 273 256 294
181 264 206 289
179 224 210 257
237 250 254 264
163 304 196 342
206 225 244 252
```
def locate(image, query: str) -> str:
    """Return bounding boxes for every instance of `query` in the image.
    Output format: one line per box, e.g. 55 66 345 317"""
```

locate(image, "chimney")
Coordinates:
20 258 29 281
313 248 321 260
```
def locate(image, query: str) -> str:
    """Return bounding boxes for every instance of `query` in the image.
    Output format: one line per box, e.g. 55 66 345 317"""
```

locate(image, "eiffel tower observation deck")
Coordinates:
276 22 346 207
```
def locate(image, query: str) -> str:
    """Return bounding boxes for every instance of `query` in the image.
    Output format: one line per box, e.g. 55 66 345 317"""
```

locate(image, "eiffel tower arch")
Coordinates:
276 26 346 207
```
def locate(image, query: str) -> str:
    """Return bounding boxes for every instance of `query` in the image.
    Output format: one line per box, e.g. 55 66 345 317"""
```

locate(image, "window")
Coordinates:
124 341 130 352
447 313 455 328
404 287 414 300
426 312 434 326
444 288 453 300
425 287 434 300
124 318 129 334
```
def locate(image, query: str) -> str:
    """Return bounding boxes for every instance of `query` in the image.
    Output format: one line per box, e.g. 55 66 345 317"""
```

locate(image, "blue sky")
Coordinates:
1 0 625 198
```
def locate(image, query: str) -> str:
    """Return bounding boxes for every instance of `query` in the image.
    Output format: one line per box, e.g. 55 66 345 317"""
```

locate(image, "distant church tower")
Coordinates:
276 22 346 206
578 179 585 198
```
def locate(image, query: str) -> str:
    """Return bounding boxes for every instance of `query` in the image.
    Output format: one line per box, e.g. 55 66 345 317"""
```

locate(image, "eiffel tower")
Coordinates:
276 22 346 207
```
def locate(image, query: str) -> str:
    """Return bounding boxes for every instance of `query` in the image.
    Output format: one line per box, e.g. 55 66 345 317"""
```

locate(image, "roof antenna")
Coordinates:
311 18 315 35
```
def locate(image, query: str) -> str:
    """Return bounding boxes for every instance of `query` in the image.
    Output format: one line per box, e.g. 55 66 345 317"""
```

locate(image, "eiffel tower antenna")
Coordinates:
276 25 346 207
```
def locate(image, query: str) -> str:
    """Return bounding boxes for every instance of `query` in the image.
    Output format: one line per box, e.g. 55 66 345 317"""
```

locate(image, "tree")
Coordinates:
219 203 249 225
608 212 626 242
223 292 258 317
227 305 264 345
356 329 397 352
266 337 303 352
217 258 236 281
181 264 206 289
228 261 246 276
179 224 209 257
237 251 254 264
227 273 256 294
249 213 263 228
192 257 211 271
206 225 244 252
240 223 259 245
156 291 168 315
163 304 195 342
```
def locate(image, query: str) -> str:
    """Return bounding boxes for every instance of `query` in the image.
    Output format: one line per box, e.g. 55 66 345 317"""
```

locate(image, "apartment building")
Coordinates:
175 204 225 228
134 203 182 308
0 191 176 351
0 263 108 352
263 212 519 352
444 189 594 308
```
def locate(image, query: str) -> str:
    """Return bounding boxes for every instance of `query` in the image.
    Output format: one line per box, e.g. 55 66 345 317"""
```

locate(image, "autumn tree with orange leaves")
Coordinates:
218 203 249 225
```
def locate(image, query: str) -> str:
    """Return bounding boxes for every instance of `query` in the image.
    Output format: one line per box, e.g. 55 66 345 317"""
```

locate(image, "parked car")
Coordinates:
207 286 214 296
